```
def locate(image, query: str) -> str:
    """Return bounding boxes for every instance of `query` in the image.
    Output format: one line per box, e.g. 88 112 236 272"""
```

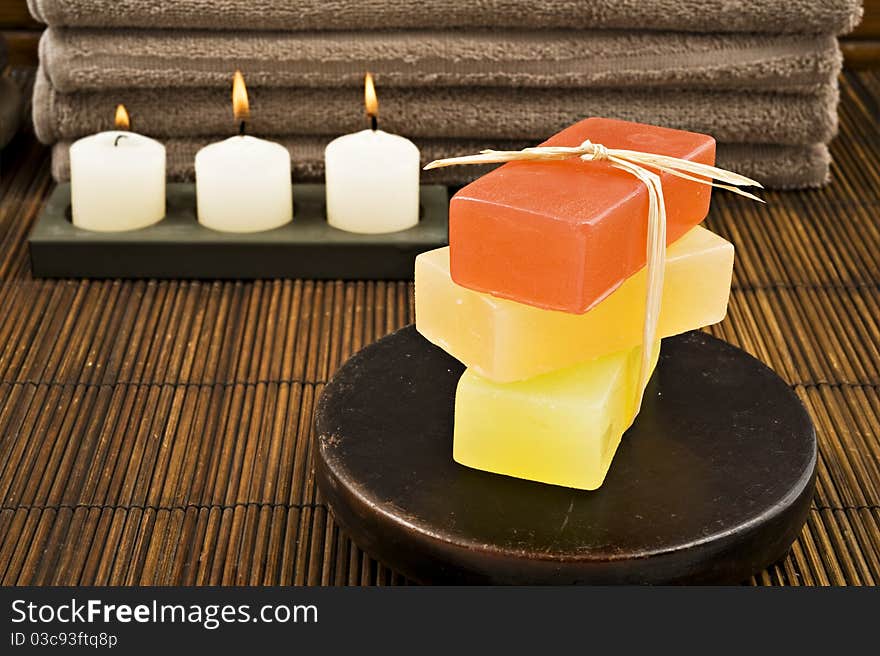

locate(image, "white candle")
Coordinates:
195 136 292 233
324 73 420 234
196 70 293 233
69 106 165 232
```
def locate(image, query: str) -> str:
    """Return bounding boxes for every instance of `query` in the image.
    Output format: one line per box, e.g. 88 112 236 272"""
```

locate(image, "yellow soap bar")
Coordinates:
454 342 661 490
416 226 733 382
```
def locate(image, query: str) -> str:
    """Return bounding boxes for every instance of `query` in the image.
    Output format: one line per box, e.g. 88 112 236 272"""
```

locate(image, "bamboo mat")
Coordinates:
0 69 878 587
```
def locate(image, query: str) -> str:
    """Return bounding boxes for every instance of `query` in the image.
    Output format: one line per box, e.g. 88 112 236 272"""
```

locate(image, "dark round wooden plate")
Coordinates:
314 326 816 584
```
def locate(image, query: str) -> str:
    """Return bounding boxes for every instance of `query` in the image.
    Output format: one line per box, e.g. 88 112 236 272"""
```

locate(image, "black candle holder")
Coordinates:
28 183 449 280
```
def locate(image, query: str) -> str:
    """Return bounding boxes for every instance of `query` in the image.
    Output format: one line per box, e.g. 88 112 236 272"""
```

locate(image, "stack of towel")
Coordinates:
29 0 863 188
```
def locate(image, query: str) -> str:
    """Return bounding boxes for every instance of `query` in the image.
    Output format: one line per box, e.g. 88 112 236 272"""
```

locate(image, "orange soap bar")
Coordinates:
449 117 716 313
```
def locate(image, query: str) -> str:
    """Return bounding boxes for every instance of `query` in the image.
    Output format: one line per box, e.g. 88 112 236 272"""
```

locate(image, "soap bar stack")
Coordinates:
415 117 735 490
29 0 863 189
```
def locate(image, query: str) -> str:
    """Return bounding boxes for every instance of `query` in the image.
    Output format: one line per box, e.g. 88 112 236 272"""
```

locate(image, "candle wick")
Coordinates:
370 115 378 131
113 134 128 147
239 121 246 136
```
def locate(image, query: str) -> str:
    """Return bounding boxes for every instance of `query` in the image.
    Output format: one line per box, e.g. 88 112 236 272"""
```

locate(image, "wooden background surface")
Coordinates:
0 0 880 69
3 0 880 68
844 0 880 67
0 4 879 585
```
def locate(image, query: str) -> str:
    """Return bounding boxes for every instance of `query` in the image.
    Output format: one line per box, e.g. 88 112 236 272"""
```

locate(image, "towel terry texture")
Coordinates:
32 70 840 146
0 38 24 149
50 138 831 190
29 0 862 189
0 79 23 149
27 0 864 35
38 27 842 93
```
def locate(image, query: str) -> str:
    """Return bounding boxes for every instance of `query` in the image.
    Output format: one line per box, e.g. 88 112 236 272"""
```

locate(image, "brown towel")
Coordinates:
50 137 831 189
27 0 864 35
0 78 24 149
33 69 839 146
38 27 841 94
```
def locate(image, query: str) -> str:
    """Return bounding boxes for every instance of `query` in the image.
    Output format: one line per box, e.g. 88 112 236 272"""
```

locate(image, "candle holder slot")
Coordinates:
29 183 449 280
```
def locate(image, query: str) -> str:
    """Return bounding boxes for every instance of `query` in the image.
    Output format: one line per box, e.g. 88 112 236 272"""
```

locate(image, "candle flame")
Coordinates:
232 70 250 124
114 104 130 130
364 72 378 120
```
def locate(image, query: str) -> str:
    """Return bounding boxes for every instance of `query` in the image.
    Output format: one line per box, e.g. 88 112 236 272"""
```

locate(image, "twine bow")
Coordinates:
425 139 764 422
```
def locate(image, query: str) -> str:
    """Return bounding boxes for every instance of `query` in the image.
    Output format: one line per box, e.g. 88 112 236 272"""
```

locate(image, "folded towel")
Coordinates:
33 69 839 146
50 137 830 190
39 27 842 94
27 0 864 35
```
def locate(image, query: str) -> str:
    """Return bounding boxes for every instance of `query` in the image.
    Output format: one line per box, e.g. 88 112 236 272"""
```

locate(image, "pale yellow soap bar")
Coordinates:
454 342 661 490
416 226 733 382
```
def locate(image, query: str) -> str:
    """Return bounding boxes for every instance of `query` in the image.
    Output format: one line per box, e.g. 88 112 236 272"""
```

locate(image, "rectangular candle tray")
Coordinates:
28 183 449 280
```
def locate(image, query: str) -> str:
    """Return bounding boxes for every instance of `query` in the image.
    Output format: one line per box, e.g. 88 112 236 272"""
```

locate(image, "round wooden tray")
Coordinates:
314 326 816 584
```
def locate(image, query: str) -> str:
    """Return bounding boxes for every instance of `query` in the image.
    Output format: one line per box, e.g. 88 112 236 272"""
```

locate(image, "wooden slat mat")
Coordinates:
0 70 878 586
